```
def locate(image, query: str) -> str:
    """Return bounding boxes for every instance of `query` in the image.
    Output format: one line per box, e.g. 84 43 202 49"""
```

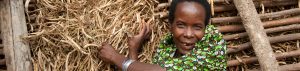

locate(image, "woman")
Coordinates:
98 0 226 71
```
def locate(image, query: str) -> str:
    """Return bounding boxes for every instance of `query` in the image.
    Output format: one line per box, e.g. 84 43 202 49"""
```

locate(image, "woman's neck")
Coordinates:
174 49 184 58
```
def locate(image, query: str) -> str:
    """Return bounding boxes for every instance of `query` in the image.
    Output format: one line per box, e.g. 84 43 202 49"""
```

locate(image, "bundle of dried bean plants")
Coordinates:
24 0 169 70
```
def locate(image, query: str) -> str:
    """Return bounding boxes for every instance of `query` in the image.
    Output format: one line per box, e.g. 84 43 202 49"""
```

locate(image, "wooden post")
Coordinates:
227 33 300 54
0 59 5 66
0 0 32 71
233 0 279 71
228 49 300 66
212 8 300 23
224 24 300 40
248 63 300 71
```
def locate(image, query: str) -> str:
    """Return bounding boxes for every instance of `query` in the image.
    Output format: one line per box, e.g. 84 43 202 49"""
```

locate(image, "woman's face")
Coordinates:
171 2 206 55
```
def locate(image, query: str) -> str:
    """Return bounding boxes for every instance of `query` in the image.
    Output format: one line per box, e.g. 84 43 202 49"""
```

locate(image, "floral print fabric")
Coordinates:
152 25 227 71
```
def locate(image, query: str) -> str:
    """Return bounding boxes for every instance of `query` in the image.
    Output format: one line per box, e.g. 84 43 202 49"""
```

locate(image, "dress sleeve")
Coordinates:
212 38 227 70
205 25 227 70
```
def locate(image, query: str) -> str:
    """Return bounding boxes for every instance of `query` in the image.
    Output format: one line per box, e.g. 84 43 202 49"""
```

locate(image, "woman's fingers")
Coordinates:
137 20 146 36
98 44 103 52
98 41 109 53
102 41 108 46
145 21 149 34
144 20 151 39
98 46 104 58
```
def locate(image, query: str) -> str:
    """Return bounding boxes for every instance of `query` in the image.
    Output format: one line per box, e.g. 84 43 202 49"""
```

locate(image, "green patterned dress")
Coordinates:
152 25 227 71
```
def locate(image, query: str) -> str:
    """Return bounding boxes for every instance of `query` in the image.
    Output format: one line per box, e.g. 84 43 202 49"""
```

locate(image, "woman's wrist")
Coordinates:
129 44 140 51
112 53 127 69
128 41 142 60
129 50 138 60
129 47 139 52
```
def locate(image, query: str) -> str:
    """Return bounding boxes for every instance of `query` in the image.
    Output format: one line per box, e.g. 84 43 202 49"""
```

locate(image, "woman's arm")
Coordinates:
128 61 166 71
98 42 165 71
112 52 165 71
129 48 139 60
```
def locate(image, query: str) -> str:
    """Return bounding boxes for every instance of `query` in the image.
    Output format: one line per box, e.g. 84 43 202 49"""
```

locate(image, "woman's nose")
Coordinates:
184 28 193 39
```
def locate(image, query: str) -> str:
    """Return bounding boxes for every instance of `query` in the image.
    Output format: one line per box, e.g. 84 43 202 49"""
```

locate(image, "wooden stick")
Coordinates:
162 0 292 4
233 0 279 70
217 17 300 33
155 3 169 11
0 59 5 66
214 0 293 3
224 24 300 40
215 0 297 12
264 17 300 28
155 0 297 17
275 63 300 71
227 33 300 54
0 0 32 71
154 12 168 18
213 0 232 3
212 8 300 23
217 25 244 33
228 49 300 67
0 44 3 49
0 48 3 55
248 63 300 71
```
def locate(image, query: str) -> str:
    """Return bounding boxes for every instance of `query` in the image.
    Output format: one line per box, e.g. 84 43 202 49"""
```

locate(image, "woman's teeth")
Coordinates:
183 43 193 46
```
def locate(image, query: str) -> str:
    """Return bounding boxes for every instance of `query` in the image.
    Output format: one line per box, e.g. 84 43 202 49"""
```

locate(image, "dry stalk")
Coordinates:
25 0 166 71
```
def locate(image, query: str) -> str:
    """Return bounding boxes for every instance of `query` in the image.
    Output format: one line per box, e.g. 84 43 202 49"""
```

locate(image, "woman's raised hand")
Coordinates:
128 20 151 52
128 20 151 60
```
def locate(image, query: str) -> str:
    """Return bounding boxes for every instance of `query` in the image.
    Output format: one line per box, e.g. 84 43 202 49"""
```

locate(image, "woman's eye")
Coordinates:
176 23 185 28
193 26 202 30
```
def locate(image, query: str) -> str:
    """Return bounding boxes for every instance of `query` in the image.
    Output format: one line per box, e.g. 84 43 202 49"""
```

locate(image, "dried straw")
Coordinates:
25 0 168 71
25 0 299 71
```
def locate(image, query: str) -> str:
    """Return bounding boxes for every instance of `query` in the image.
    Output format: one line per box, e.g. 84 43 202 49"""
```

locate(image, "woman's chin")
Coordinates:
176 44 195 55
178 48 192 55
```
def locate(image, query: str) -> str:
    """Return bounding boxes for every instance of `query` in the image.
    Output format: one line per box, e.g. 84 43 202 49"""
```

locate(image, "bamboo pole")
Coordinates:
233 0 279 70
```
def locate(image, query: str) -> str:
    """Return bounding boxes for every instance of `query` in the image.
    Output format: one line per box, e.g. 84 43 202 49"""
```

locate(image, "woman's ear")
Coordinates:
167 23 172 32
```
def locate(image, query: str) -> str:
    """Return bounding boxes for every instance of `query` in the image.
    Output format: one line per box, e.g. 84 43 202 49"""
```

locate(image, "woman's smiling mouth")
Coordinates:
181 42 195 50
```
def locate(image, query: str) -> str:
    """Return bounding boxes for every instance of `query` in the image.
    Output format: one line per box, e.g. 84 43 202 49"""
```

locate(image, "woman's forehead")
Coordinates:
174 2 206 24
176 1 206 16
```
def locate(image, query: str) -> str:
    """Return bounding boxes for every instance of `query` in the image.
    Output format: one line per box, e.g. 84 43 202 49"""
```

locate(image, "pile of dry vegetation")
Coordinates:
25 0 167 70
23 0 300 70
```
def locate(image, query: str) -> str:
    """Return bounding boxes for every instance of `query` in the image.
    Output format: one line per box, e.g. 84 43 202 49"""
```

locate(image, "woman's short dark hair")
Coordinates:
168 0 211 26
